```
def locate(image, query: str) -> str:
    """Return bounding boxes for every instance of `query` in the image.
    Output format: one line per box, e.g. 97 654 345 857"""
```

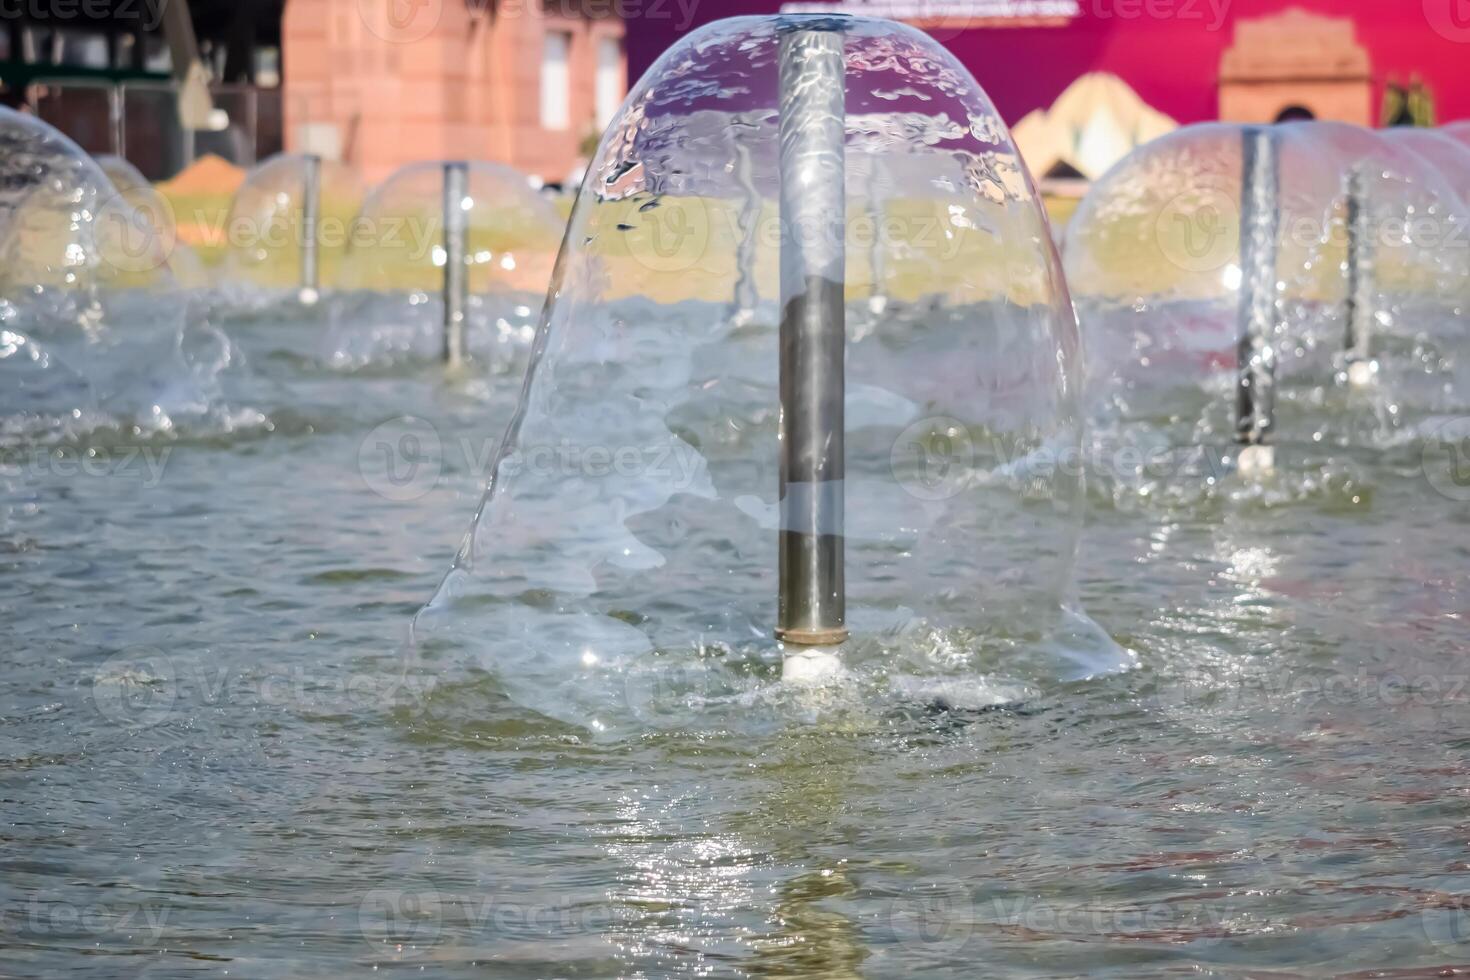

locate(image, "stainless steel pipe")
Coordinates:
776 26 847 648
1235 126 1280 449
300 153 321 304
1344 166 1375 370
442 161 469 367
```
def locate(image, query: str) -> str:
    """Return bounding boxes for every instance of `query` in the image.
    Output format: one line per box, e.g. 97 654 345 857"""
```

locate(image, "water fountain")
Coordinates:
0 108 177 309
221 153 365 305
324 161 562 369
410 14 1131 737
1063 121 1469 497
1386 128 1470 210
95 153 209 290
1442 120 1470 148
9 21 1470 977
0 108 236 443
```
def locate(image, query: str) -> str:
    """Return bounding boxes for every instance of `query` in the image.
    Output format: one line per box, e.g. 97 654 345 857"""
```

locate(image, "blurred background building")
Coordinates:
0 0 625 185
0 0 1463 187
283 0 625 184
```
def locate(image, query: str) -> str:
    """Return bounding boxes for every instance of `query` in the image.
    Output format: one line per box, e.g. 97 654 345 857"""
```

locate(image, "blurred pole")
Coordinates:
1235 125 1279 468
299 153 321 305
776 26 847 650
109 84 125 158
1344 166 1376 385
442 161 469 368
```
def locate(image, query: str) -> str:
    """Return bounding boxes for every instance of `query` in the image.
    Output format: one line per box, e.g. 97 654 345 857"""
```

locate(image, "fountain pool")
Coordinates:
3 22 1470 980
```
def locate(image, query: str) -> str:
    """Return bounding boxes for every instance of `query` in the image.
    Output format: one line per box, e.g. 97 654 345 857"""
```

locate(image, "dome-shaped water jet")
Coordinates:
1441 120 1470 149
0 110 241 444
1064 121 1469 493
221 153 366 304
411 14 1130 738
94 153 209 290
0 108 177 311
325 161 562 368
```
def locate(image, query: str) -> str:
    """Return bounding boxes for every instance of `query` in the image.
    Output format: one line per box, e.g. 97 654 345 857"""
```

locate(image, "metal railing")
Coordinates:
29 78 282 180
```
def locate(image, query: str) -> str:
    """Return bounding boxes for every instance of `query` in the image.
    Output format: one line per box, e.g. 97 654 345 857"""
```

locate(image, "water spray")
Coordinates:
1235 125 1279 477
729 113 761 327
866 155 889 316
1343 165 1377 387
776 24 847 684
299 153 322 305
442 161 470 368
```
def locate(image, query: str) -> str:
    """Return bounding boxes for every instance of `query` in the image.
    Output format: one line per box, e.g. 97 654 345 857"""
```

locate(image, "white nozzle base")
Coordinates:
781 646 844 687
298 287 321 307
1346 359 1377 388
1237 444 1275 478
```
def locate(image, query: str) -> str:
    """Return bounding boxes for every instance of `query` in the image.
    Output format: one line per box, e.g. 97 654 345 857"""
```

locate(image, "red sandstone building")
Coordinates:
4 0 1465 187
283 0 626 183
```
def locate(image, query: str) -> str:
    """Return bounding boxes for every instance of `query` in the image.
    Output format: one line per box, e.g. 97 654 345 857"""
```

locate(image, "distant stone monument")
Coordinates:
1219 8 1372 125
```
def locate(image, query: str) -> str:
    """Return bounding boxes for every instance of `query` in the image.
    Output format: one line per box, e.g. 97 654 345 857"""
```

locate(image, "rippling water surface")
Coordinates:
3 301 1469 978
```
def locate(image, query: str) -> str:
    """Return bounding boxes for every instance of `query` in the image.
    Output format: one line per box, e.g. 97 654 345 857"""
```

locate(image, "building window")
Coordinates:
541 31 571 131
596 37 622 129
58 30 109 69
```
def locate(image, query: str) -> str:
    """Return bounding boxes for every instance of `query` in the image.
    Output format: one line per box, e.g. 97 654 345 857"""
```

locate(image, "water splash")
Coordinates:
412 15 1130 739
